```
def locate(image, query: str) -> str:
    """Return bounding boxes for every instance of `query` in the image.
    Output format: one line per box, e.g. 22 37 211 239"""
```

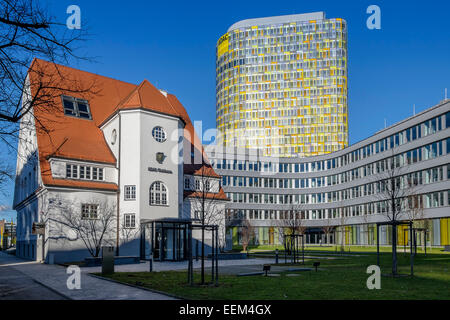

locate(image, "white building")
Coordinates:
207 100 450 247
13 59 228 263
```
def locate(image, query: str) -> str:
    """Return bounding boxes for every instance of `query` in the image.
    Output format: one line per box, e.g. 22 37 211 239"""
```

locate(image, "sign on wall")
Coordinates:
32 222 45 235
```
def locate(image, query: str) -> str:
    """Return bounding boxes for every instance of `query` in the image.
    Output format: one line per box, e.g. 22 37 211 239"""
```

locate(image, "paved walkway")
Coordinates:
0 263 66 300
81 257 276 273
0 252 175 300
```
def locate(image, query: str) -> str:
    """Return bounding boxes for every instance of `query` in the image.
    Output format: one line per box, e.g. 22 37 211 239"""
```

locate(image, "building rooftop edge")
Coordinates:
205 99 450 160
227 12 326 32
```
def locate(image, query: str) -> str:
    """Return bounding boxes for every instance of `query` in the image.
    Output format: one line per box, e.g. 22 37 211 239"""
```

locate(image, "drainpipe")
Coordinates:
116 113 122 256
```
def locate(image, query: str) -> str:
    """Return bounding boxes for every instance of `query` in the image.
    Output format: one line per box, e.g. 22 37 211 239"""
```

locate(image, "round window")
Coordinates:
111 129 117 145
152 126 166 142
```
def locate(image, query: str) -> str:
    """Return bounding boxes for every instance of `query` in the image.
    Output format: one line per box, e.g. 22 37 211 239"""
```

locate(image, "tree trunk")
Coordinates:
392 224 398 276
422 231 425 252
201 225 205 284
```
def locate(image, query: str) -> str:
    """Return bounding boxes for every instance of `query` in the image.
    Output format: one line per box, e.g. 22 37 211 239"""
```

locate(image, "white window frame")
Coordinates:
184 177 191 190
62 95 92 120
152 126 167 143
81 204 98 220
124 185 136 200
149 181 168 206
66 163 104 181
124 213 136 228
193 210 202 221
195 179 201 191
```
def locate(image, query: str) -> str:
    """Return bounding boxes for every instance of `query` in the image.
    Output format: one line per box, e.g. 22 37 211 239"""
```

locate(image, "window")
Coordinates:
62 96 92 119
149 181 168 205
66 164 103 181
152 126 166 142
446 112 450 129
66 163 78 178
195 179 201 191
81 204 98 219
66 164 72 178
184 177 190 190
124 214 136 228
194 211 202 221
72 165 78 178
111 129 117 145
124 185 136 200
91 167 103 180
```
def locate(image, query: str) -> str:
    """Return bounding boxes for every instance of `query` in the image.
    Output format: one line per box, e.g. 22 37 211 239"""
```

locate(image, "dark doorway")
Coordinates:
141 218 190 261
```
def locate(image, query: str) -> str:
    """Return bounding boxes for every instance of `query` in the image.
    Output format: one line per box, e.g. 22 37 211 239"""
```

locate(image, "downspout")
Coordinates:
116 113 122 256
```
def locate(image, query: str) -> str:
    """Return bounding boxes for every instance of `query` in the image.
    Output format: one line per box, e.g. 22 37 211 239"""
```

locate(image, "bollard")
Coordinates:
101 246 115 275
313 261 320 272
149 253 153 272
275 249 279 264
195 240 199 261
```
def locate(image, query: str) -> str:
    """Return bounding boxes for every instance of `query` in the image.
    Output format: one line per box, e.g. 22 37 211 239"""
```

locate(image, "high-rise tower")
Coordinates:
216 12 348 157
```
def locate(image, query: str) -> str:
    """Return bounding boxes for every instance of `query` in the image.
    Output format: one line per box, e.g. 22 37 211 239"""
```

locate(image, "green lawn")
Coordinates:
98 253 450 300
237 244 449 255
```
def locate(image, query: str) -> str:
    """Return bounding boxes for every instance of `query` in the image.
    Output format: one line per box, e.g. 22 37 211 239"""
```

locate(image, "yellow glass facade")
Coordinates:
216 13 348 157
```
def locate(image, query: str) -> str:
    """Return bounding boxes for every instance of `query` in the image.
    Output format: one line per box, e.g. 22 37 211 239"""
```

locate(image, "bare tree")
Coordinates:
373 152 420 275
405 193 427 252
321 215 335 246
335 202 349 252
239 218 254 253
360 210 372 247
0 0 91 188
49 197 116 258
0 162 12 194
277 204 307 254
185 149 226 284
119 218 140 248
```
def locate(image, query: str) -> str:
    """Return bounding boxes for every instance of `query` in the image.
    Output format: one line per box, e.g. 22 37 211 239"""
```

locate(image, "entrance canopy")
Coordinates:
141 218 192 261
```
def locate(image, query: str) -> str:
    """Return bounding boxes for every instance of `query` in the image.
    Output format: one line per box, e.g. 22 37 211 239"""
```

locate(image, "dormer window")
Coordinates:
62 95 92 120
66 163 104 181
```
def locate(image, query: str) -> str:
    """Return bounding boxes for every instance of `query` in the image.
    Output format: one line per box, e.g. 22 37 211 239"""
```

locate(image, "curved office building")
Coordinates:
207 101 450 247
216 12 348 157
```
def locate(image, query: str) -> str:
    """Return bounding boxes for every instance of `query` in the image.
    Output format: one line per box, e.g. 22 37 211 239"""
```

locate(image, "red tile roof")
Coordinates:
28 59 224 195
184 188 229 201
115 80 181 118
166 94 219 178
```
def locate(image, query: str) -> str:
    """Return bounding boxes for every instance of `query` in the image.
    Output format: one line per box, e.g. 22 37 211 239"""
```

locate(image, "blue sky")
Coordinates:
1 0 449 221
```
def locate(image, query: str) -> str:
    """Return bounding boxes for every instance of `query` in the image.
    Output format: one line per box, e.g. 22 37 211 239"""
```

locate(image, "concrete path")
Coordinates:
81 257 276 273
80 257 319 276
0 252 175 300
0 262 66 300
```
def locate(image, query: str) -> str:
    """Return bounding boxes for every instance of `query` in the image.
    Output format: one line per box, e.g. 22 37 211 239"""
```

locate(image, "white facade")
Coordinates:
14 73 227 263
